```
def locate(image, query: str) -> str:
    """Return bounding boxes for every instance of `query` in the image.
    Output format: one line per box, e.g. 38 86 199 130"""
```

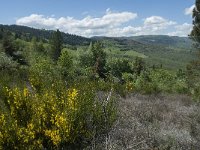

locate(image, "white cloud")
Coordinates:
103 16 177 37
144 16 176 31
185 5 195 16
167 23 192 37
16 9 137 37
16 10 187 37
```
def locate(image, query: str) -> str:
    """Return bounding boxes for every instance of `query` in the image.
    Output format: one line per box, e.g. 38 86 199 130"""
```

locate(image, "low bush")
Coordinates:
0 80 116 149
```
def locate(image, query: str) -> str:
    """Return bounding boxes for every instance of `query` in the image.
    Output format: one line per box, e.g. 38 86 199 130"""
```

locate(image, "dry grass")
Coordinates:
88 93 200 150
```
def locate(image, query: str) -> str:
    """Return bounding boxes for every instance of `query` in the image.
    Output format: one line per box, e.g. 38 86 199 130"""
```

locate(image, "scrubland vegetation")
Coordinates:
0 3 200 148
96 94 200 149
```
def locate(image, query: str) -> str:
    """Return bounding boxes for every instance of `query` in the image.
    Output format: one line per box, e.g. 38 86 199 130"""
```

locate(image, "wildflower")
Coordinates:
45 129 61 146
67 88 78 111
23 88 29 97
0 114 6 130
27 123 34 130
55 114 66 128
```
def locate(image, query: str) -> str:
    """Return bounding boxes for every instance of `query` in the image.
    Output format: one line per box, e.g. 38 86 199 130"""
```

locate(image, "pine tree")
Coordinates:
50 29 63 61
2 31 15 56
91 42 107 78
57 49 73 77
190 0 200 45
188 0 200 93
133 57 145 76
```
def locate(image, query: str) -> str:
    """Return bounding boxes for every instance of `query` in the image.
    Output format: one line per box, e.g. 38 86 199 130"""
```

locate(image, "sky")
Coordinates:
0 0 196 37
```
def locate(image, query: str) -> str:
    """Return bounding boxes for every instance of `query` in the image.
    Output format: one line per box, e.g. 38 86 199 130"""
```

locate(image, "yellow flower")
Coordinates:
126 82 134 92
67 88 78 111
17 125 35 143
23 88 29 97
27 123 34 130
0 114 6 126
55 114 66 128
45 129 61 145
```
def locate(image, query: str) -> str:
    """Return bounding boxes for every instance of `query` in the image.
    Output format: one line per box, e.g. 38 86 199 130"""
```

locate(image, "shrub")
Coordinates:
172 79 188 94
28 56 60 91
107 58 132 79
0 52 18 71
57 49 73 79
134 71 158 94
149 69 174 92
0 80 116 149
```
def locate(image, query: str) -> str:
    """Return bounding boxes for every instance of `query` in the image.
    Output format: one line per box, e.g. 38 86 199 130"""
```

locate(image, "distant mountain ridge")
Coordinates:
128 35 193 49
92 35 193 50
0 24 92 46
0 24 193 49
91 35 196 70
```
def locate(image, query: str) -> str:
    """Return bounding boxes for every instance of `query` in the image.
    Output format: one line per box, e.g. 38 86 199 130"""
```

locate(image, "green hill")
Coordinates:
0 24 92 46
129 35 193 49
92 36 197 69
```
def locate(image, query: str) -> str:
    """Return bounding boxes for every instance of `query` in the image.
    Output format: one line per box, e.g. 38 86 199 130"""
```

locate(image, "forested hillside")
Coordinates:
130 35 193 48
93 36 197 69
0 24 92 45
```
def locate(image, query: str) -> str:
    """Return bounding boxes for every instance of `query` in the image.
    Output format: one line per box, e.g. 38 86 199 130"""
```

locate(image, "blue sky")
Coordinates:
0 0 195 37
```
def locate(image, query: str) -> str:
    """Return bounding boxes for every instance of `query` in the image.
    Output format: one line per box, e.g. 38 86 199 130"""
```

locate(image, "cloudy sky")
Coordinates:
0 0 195 37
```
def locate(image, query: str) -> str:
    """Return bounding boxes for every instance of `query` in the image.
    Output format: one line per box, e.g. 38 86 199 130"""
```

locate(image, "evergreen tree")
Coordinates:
188 0 200 95
2 31 15 56
58 49 73 77
0 28 3 40
189 0 200 69
31 37 45 53
91 42 107 78
133 57 145 76
50 29 63 61
2 31 26 65
31 37 38 52
190 0 200 45
108 58 132 79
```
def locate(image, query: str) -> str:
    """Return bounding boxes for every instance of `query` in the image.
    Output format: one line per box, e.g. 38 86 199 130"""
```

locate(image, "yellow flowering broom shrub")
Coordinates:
0 79 116 149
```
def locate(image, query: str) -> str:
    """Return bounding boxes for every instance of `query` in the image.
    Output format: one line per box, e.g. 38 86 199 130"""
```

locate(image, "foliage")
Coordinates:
107 58 132 79
190 0 200 44
0 24 92 46
2 31 26 65
50 29 63 61
78 48 93 68
90 42 107 78
188 0 200 101
78 42 107 79
134 69 188 94
28 56 60 91
133 57 146 75
2 31 15 56
57 49 73 78
31 37 45 53
96 36 195 70
0 52 18 71
186 62 200 101
0 80 116 149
